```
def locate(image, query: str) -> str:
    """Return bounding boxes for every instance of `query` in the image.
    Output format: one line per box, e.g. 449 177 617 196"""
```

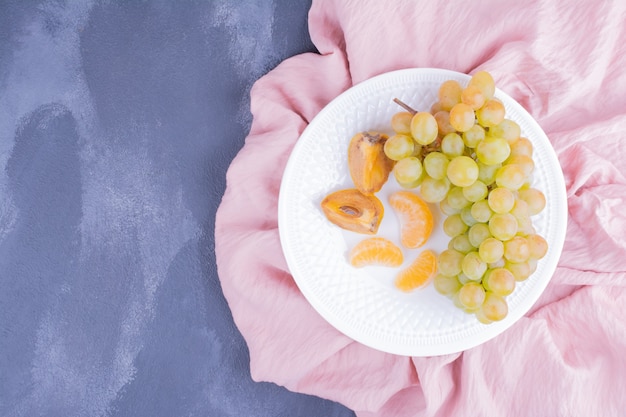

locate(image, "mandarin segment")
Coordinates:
395 249 438 292
389 191 434 249
349 237 404 268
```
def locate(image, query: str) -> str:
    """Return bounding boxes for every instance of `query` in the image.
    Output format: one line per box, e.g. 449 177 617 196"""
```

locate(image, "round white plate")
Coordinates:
278 68 567 357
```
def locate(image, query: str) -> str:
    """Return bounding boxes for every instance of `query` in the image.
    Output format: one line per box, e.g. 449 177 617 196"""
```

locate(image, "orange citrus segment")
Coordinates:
389 191 434 249
395 249 437 292
349 237 404 268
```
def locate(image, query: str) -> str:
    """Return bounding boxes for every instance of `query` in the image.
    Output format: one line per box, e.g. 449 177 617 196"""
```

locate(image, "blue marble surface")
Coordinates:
0 1 356 416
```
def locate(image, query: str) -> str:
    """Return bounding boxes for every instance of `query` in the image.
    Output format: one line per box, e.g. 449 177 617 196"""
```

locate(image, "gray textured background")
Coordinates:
0 1 356 416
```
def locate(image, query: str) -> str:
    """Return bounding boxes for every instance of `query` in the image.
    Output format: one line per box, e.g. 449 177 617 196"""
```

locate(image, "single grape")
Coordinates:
516 215 535 236
430 101 444 114
527 234 548 259
476 99 505 127
434 111 456 136
438 80 463 111
438 249 465 276
384 134 415 160
483 268 516 296
441 133 465 157
477 161 501 186
476 136 511 165
440 199 460 215
518 188 546 215
420 176 450 203
488 187 515 213
488 213 518 241
411 112 439 145
462 124 485 148
447 156 479 187
503 236 531 263
458 281 486 310
449 103 475 132
528 258 538 274
443 213 469 237
495 164 526 190
479 292 508 321
479 237 504 263
471 199 493 223
505 154 535 177
468 70 496 100
510 198 530 220
509 137 533 158
393 156 423 184
451 234 475 254
424 152 449 180
505 260 531 282
488 258 506 269
461 85 486 110
391 111 413 134
461 206 479 227
462 251 487 281
434 274 462 296
489 119 521 144
468 223 491 247
447 186 471 210
463 180 488 202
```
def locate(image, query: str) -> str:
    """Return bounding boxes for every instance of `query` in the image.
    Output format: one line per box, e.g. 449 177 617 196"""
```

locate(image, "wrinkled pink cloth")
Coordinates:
215 0 626 415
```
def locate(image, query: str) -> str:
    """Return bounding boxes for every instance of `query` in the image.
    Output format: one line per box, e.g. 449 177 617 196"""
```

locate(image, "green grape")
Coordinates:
420 176 450 203
528 258 538 274
468 223 491 247
391 111 413 134
462 124 485 148
441 133 465 157
476 99 505 127
495 164 526 190
505 260 531 282
516 215 535 236
489 119 521 144
504 236 530 263
393 156 423 184
479 292 508 322
470 200 493 223
424 152 449 180
440 199 460 215
447 186 471 210
434 111 456 136
438 249 465 276
438 79 463 111
477 161 501 185
488 257 506 269
458 281 486 310
509 137 533 158
476 136 511 165
384 134 415 161
449 103 475 132
447 156 479 187
518 188 546 215
461 206 479 227
457 273 472 284
462 180 488 202
527 234 548 259
411 112 439 145
488 213 518 241
505 154 534 177
443 213 468 237
461 85 486 110
483 268 516 296
434 274 462 296
451 234 475 254
510 198 530 219
462 251 487 281
468 70 496 100
488 187 515 213
397 177 423 189
479 237 504 264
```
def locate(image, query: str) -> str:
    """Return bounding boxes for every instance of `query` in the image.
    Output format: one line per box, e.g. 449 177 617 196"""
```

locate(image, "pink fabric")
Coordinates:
215 0 626 415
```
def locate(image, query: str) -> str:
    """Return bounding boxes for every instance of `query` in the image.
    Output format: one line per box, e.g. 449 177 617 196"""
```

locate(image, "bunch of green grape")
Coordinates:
383 71 548 324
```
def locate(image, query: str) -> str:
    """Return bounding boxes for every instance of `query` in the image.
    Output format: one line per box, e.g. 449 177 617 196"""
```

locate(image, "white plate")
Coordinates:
278 68 567 357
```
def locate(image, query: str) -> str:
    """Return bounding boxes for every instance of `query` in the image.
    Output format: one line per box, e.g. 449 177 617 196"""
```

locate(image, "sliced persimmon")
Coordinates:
395 249 438 292
349 237 403 268
389 191 434 249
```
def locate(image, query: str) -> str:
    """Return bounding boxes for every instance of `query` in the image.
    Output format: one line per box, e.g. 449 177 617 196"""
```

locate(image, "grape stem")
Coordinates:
393 98 417 115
